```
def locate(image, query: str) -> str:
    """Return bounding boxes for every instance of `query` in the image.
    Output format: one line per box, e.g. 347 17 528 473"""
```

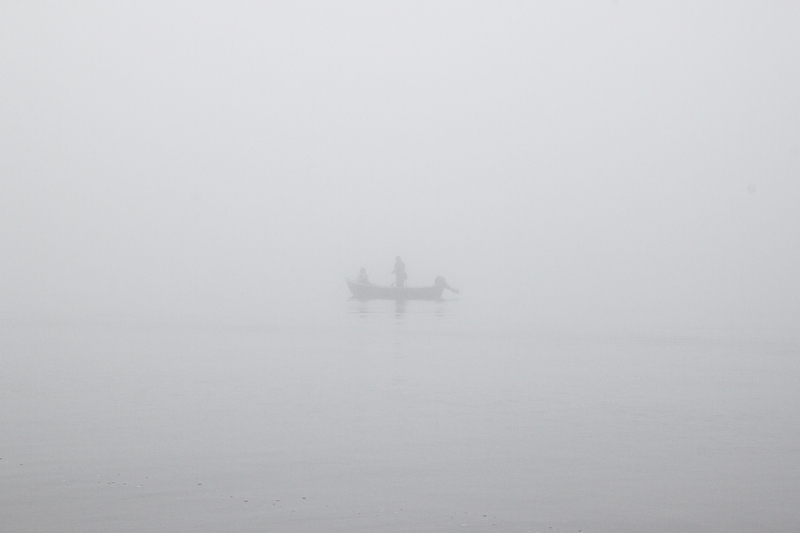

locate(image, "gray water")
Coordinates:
2 305 799 532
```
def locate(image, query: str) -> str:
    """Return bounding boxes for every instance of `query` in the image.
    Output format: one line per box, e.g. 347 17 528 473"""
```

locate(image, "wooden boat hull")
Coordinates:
347 279 445 301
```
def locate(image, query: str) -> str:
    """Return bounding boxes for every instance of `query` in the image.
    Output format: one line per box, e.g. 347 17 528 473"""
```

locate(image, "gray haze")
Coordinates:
3 5 800 532
2 2 799 335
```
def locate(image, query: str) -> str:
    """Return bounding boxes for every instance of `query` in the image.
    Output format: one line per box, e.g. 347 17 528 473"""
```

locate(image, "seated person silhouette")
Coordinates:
435 276 459 294
392 256 407 287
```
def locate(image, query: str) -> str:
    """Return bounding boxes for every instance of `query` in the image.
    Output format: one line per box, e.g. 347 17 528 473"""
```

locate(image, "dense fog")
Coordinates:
2 2 798 335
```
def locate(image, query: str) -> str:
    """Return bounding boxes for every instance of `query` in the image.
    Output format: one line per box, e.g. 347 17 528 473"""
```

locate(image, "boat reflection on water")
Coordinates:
347 297 455 322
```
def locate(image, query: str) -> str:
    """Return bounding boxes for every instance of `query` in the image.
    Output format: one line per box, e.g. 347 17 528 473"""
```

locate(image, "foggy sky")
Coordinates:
2 2 798 334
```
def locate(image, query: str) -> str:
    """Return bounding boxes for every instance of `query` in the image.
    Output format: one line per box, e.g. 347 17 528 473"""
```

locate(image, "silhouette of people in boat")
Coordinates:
392 256 407 287
357 267 369 284
435 275 459 294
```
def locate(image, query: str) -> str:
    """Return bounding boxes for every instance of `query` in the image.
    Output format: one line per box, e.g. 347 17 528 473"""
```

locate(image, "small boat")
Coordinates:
347 279 445 301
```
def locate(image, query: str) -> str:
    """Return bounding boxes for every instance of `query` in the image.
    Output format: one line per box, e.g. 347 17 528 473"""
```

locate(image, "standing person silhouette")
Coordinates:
392 256 407 287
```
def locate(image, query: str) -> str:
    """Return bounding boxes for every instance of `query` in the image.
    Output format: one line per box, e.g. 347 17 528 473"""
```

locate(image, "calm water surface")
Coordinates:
2 303 799 532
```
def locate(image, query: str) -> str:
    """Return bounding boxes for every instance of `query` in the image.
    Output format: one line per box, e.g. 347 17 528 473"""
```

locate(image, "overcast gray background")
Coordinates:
2 2 798 335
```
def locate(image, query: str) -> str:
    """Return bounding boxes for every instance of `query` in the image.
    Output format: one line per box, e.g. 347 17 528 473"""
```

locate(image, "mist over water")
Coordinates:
2 2 798 335
2 2 800 532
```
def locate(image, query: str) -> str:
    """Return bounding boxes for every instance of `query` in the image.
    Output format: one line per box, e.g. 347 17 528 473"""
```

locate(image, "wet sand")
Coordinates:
2 318 799 532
